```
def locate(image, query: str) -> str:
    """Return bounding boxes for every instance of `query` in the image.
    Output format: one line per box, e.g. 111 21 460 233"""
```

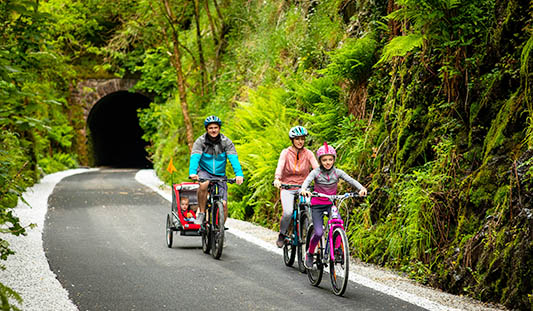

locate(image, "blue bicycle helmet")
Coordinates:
288 126 308 139
289 125 309 139
204 115 222 128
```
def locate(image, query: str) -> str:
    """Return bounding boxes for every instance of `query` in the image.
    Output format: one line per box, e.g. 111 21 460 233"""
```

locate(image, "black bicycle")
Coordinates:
198 177 235 259
276 183 311 273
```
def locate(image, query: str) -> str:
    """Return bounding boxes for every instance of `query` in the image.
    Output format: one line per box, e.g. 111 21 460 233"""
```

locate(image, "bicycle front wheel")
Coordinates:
202 211 211 254
283 220 296 267
329 227 350 296
211 201 225 259
305 225 323 286
297 213 309 273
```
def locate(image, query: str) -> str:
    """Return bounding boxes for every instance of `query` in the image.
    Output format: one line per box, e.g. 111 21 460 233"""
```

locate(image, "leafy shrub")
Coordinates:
225 87 300 224
289 76 344 143
38 153 78 175
324 36 378 84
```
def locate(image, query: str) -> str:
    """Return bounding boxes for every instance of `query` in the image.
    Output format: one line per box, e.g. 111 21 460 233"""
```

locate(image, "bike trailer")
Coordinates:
170 182 201 234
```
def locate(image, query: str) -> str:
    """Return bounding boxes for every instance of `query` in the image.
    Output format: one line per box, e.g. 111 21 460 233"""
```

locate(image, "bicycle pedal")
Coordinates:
224 226 229 230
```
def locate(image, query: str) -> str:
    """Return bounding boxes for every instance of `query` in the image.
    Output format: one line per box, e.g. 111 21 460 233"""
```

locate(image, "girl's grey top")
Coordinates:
301 166 363 205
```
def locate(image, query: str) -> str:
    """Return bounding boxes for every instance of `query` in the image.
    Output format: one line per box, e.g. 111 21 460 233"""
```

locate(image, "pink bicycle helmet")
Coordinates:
316 141 336 160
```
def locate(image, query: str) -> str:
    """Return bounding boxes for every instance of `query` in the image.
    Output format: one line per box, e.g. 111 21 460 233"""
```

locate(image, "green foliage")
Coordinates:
482 91 521 161
376 34 423 66
224 87 299 224
37 153 78 175
133 48 177 98
324 36 379 84
0 283 22 311
138 99 191 183
290 76 344 143
522 33 533 147
0 1 83 307
348 159 447 273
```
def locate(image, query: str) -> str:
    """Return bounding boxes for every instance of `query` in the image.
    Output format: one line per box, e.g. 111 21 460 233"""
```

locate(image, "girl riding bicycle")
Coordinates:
300 142 367 268
273 126 319 248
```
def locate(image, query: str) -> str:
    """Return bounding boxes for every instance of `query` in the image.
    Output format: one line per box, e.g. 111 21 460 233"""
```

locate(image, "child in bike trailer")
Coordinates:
180 197 196 222
273 126 319 248
300 142 367 268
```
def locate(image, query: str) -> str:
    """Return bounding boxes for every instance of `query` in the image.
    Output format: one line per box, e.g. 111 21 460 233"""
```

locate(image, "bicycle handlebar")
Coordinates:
309 192 361 201
272 182 301 189
192 177 238 184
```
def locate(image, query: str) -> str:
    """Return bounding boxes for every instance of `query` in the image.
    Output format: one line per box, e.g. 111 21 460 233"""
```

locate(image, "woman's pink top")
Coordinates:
275 146 319 186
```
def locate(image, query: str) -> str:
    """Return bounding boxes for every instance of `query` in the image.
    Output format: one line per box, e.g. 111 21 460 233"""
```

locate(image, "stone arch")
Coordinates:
72 79 152 167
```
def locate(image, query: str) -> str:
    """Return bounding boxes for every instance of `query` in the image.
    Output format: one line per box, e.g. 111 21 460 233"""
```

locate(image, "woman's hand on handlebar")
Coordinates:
235 176 244 185
273 179 281 189
300 190 311 198
359 187 367 197
189 174 198 181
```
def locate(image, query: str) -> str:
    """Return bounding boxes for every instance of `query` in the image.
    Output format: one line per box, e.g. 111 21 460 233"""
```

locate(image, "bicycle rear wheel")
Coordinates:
211 201 225 259
283 220 296 267
166 214 173 248
297 213 309 273
329 227 350 296
305 225 323 286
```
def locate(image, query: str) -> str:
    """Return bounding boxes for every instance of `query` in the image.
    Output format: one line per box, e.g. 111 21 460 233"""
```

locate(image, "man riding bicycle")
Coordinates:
189 115 244 225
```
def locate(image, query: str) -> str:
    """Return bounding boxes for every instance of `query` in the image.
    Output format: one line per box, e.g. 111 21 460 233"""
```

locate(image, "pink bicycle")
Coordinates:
305 192 359 296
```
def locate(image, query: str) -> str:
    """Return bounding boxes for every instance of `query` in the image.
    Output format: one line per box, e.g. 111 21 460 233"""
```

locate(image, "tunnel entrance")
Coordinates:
87 91 152 168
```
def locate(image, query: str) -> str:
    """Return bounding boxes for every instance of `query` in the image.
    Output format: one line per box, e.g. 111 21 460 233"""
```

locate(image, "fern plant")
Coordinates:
224 87 300 225
324 36 379 84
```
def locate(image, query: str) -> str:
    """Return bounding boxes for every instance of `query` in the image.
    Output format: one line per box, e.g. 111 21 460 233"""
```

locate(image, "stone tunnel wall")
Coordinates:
70 79 139 166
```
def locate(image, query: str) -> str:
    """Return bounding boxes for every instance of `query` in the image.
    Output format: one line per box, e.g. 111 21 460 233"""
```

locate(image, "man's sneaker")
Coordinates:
194 212 205 225
276 234 285 248
304 252 314 269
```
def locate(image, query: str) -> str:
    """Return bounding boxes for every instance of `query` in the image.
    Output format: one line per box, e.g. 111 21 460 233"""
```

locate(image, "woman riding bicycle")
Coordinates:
300 142 367 268
273 126 319 248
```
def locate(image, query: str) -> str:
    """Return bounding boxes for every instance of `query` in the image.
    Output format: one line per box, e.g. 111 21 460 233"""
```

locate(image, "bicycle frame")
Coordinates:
290 196 305 246
197 177 236 259
199 177 234 213
278 184 304 247
277 183 310 271
207 182 222 204
326 206 345 262
311 193 356 265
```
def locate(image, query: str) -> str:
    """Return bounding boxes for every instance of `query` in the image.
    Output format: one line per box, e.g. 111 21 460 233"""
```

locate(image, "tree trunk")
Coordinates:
204 0 218 45
161 0 195 151
210 0 226 79
194 0 207 96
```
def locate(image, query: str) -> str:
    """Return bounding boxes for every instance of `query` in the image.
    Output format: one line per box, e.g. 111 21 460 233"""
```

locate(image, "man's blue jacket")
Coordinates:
189 133 244 177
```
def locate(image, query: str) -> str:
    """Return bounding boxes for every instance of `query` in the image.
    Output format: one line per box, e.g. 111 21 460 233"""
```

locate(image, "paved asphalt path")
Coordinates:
44 169 427 311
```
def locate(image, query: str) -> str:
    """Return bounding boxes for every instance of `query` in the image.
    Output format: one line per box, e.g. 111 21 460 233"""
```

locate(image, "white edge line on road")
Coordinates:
135 169 458 311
